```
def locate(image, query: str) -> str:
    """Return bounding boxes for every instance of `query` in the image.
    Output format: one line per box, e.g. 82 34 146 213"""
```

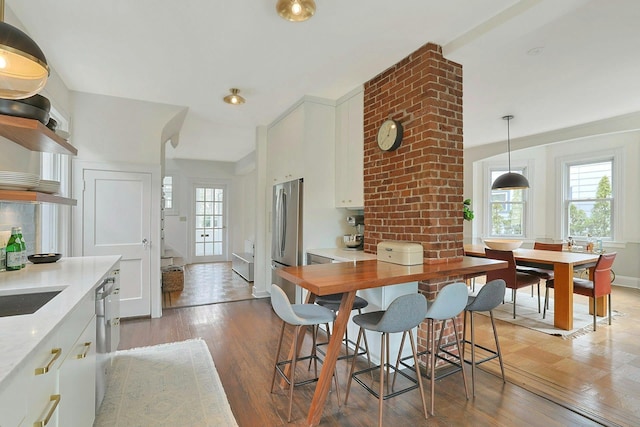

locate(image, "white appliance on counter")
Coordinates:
95 268 121 410
271 178 303 304
377 241 424 265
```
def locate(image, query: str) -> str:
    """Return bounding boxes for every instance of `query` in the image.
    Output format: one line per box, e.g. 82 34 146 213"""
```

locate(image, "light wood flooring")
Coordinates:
123 264 640 426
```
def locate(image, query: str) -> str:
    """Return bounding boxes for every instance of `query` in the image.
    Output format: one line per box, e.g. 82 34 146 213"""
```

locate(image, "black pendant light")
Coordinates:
0 0 50 99
492 115 530 190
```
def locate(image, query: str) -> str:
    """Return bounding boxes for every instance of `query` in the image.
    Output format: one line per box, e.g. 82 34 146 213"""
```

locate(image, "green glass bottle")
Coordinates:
6 227 22 271
17 227 27 268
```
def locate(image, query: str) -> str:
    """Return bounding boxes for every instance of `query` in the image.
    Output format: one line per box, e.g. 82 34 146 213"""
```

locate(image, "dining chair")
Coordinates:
485 248 541 318
516 242 563 283
270 284 341 422
543 252 617 331
344 293 428 427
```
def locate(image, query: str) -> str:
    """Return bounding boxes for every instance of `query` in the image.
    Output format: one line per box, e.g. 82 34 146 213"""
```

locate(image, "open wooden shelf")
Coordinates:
0 189 77 206
0 114 77 155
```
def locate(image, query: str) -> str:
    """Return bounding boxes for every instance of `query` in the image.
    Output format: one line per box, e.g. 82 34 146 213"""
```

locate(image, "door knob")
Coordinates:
142 238 149 249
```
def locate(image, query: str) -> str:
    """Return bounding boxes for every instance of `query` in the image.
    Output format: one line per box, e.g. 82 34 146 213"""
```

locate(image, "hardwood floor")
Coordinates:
120 264 640 426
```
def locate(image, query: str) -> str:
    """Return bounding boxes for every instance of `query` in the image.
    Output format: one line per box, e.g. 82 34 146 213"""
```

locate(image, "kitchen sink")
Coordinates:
0 291 62 317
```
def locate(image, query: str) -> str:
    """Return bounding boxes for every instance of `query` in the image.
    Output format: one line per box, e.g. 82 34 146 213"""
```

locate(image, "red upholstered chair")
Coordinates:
485 248 541 319
517 242 563 280
544 252 616 330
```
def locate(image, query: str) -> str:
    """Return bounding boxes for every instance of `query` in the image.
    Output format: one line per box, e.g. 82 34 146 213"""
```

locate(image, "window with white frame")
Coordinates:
565 159 613 240
39 106 71 254
162 175 178 215
489 168 526 237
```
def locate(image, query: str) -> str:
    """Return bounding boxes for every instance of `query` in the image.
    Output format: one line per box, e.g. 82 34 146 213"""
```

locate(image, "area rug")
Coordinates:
94 339 238 427
476 287 620 339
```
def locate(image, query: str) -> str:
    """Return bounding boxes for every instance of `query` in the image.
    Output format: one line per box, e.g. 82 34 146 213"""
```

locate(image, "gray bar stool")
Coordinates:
462 279 506 396
314 293 372 364
397 282 470 415
344 293 428 427
269 284 341 422
423 282 470 414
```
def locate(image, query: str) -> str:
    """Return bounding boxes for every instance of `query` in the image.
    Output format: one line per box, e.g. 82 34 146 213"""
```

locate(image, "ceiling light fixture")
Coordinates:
223 88 245 105
491 115 530 190
276 0 316 22
0 0 50 99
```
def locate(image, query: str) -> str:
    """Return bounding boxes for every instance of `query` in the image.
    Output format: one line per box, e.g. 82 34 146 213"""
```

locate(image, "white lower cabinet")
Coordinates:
58 316 97 427
24 332 61 427
355 282 419 363
0 364 27 426
10 291 96 427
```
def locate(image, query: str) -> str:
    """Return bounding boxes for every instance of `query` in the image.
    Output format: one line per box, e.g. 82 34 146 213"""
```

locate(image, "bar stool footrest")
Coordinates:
315 338 368 361
275 355 323 388
351 363 419 401
398 345 463 381
462 339 500 366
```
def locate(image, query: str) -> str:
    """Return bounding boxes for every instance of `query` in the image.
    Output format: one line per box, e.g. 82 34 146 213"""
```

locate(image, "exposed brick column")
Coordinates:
362 42 464 356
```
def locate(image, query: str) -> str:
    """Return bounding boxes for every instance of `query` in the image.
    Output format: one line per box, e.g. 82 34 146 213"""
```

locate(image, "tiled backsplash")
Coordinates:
0 203 37 256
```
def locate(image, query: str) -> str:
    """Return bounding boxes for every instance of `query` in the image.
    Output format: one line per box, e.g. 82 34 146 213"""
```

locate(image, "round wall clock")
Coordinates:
377 119 403 151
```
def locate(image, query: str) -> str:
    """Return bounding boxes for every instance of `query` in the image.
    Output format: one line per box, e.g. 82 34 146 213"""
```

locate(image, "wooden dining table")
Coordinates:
463 244 601 331
277 256 507 427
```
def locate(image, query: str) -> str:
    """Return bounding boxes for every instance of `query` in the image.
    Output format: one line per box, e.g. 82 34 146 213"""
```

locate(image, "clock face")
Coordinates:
377 119 403 151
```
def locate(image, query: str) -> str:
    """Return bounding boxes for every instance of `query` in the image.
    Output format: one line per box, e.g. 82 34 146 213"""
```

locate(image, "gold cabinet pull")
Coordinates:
76 342 92 359
33 394 60 427
35 348 61 375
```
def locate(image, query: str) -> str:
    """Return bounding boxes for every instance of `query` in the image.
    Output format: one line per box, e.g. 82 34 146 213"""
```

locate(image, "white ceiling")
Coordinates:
7 0 640 162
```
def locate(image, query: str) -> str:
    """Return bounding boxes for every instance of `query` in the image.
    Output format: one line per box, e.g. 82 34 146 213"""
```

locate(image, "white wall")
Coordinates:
71 92 183 164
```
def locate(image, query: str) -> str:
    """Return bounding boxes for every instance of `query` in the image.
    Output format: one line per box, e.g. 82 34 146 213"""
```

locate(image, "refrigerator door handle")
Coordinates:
280 191 287 257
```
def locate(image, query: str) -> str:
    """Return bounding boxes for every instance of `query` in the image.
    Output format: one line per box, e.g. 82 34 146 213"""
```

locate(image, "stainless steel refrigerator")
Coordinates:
271 178 303 303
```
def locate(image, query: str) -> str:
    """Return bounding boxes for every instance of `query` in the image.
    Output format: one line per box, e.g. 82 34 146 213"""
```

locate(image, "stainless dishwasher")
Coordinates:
95 269 120 410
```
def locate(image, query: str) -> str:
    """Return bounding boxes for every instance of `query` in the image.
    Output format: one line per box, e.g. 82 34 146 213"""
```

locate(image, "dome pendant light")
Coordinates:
276 0 316 22
491 115 530 190
223 88 245 105
0 0 50 99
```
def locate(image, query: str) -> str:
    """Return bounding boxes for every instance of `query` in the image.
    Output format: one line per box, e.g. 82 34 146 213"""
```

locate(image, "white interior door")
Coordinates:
192 183 227 263
83 169 152 317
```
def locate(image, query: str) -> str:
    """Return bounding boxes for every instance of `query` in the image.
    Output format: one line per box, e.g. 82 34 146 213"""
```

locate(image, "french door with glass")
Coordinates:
192 183 227 262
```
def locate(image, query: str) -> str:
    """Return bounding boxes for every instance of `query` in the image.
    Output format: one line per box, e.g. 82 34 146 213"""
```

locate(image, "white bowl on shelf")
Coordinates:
483 239 523 251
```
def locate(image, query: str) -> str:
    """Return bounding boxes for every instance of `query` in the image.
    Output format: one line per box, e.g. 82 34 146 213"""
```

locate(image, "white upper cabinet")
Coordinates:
335 88 364 208
265 97 344 251
267 103 305 184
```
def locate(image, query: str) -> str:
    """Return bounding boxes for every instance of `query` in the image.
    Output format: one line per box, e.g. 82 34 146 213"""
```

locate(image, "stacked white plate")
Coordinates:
0 171 40 190
32 179 61 194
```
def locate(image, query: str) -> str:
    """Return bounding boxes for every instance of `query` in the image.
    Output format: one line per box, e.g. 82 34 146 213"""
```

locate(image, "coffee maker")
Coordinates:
344 215 364 250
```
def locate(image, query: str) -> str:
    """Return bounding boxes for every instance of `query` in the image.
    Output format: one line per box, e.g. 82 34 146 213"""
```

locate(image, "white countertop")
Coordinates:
0 255 121 388
306 248 377 263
